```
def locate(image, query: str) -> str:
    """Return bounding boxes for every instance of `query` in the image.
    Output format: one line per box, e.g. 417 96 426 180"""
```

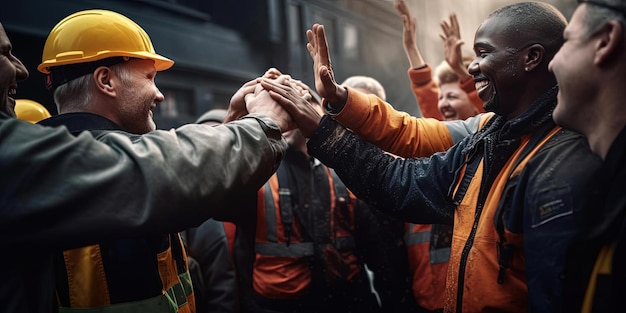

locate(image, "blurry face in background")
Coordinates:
0 23 29 116
438 82 478 120
114 59 164 134
550 5 596 135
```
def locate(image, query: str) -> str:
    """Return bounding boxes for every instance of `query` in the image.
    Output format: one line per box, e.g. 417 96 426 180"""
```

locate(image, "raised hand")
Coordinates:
440 14 471 81
261 77 322 138
395 0 424 68
305 24 348 108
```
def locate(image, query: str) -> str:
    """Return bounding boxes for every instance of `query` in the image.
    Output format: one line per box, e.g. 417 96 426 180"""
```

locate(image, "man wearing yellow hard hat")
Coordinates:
0 9 298 313
1 10 295 312
36 10 228 312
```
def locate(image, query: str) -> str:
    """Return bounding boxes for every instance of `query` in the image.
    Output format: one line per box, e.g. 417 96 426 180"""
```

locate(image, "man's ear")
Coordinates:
93 66 116 97
523 43 545 72
595 20 624 67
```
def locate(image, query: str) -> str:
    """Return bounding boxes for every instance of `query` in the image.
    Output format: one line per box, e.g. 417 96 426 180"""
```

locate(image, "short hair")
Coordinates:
580 1 626 40
53 60 133 112
341 75 386 101
434 56 473 86
487 2 567 59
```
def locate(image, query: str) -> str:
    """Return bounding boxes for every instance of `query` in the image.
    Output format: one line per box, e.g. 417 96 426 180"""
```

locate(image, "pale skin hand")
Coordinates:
225 78 260 122
263 68 313 102
261 78 321 138
226 68 311 126
396 0 425 68
305 24 348 108
244 82 295 132
440 14 472 82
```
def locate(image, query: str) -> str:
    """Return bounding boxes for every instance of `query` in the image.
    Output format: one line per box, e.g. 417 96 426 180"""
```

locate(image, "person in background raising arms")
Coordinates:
396 0 483 121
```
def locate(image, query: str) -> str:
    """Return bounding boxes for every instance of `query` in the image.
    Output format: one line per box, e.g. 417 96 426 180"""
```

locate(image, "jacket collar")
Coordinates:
38 112 124 134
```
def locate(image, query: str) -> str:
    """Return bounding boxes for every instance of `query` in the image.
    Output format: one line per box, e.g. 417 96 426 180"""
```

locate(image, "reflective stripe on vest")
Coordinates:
58 271 193 313
405 223 450 265
254 167 358 258
256 178 314 257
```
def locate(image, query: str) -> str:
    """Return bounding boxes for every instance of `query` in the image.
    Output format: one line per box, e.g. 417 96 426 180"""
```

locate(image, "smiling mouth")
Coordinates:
475 80 489 93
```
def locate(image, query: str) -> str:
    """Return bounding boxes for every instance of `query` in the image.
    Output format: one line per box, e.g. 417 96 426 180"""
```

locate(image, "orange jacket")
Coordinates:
407 65 484 120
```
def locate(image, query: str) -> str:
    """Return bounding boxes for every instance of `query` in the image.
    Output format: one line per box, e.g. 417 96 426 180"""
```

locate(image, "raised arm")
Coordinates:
440 14 471 82
440 14 484 114
284 23 481 158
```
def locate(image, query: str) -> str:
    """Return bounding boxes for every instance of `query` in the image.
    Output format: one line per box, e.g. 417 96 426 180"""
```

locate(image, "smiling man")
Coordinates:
31 9 271 312
267 2 603 312
34 10 205 312
548 0 626 311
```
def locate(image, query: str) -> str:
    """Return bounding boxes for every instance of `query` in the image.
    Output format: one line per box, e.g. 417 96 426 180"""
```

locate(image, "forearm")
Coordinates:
307 116 455 224
0 115 286 249
331 87 454 158
407 65 442 120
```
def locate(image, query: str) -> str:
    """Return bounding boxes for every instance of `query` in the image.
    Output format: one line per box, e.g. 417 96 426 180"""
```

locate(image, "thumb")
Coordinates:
320 66 337 93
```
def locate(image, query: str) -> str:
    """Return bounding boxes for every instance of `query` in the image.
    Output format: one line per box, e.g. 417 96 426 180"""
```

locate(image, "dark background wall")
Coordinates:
2 0 415 129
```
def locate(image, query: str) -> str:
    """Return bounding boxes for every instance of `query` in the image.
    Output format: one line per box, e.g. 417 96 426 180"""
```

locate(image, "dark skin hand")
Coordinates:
261 78 322 138
305 24 348 108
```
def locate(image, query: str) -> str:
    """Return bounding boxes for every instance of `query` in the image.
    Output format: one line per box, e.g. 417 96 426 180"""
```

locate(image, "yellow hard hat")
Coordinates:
14 99 52 123
37 9 174 76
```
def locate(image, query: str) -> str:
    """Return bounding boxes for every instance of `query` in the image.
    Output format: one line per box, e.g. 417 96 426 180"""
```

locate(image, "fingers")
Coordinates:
264 68 283 79
451 14 460 34
319 66 337 94
396 0 409 16
316 25 330 66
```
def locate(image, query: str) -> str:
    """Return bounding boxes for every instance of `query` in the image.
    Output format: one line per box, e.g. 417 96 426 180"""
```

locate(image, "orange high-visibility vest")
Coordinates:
252 166 361 299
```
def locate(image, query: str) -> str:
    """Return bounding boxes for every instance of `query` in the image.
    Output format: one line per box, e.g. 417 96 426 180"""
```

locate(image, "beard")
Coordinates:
482 91 500 115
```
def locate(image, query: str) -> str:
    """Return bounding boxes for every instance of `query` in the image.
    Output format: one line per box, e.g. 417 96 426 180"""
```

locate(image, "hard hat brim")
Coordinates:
38 51 174 74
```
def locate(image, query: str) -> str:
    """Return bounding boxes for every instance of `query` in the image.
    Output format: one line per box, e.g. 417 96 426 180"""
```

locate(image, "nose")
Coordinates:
155 87 164 103
468 59 480 76
438 98 450 110
13 55 29 81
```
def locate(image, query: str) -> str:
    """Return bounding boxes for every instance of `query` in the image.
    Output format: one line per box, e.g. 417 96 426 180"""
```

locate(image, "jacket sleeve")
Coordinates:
0 114 286 250
330 87 485 158
307 116 463 225
407 65 442 120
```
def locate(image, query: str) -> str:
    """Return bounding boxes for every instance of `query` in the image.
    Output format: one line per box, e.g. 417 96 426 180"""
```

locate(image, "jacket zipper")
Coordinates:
455 201 485 313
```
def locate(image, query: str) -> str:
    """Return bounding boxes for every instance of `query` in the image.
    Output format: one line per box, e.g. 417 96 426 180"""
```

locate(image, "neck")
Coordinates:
587 121 624 161
585 91 626 160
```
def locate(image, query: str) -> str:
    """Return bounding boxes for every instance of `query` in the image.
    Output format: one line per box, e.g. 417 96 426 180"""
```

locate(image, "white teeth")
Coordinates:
475 81 489 90
8 89 16 95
